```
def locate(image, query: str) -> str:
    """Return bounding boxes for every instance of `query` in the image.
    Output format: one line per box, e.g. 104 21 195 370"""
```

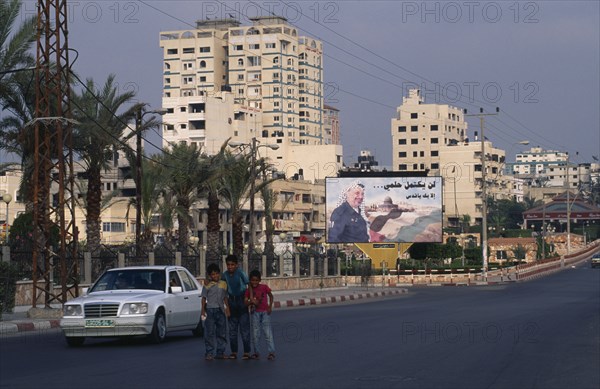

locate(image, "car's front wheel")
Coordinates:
65 336 85 347
148 311 167 344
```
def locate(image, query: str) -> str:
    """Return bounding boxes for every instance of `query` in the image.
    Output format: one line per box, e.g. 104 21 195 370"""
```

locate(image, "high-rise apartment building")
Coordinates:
508 147 581 189
391 89 467 175
159 16 341 178
439 140 507 227
323 104 340 145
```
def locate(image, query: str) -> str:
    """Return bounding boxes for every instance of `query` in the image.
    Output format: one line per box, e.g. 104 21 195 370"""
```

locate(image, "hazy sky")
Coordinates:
7 0 600 167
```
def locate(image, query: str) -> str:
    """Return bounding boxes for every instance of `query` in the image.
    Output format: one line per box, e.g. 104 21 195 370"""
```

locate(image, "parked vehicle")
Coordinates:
591 253 600 269
60 266 203 346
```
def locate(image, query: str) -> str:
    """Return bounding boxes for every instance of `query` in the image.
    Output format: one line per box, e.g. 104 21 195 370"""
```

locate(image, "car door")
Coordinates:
177 269 202 326
165 270 187 328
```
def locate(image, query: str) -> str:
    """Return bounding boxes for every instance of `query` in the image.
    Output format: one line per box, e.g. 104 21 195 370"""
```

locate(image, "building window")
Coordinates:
411 139 418 144
167 48 178 55
411 126 418 132
266 43 276 49
200 46 211 53
249 44 259 49
411 113 418 119
431 125 438 131
420 151 424 157
413 164 418 169
199 60 206 68
102 222 125 232
399 152 407 158
238 58 244 66
238 74 244 81
431 163 439 169
183 47 194 54
399 164 407 170
431 150 439 157
431 138 439 144
399 139 407 145
248 56 261 66
398 126 406 132
413 151 418 157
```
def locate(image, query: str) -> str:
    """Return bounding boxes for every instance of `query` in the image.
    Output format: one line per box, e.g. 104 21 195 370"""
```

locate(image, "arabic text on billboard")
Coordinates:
325 176 443 243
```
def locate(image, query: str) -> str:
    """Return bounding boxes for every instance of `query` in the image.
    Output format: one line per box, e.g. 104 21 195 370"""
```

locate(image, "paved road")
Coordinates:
1 265 598 389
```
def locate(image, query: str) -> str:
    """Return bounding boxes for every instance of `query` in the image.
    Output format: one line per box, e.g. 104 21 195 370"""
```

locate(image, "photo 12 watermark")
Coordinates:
399 2 540 24
20 1 142 24
200 1 340 24
399 321 540 344
402 81 540 105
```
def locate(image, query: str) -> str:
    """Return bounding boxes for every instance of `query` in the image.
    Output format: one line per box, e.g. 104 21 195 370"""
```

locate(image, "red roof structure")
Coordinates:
522 191 600 228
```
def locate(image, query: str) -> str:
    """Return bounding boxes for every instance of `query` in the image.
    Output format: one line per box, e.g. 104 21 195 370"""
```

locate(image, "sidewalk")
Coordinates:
0 286 408 335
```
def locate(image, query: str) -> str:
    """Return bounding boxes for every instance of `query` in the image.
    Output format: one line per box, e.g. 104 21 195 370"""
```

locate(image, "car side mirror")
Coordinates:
170 286 183 294
82 287 89 295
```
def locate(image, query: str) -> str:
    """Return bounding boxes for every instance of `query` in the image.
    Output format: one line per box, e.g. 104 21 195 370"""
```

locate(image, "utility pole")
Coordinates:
248 137 257 255
465 108 499 282
32 0 79 306
135 108 143 257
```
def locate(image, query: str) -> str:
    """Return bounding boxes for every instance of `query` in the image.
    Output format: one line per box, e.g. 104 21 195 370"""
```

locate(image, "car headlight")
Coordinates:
63 305 82 317
121 303 149 315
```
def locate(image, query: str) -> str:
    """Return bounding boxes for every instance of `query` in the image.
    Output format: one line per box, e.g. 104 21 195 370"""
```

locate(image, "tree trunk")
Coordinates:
86 167 102 255
232 212 244 260
206 190 221 262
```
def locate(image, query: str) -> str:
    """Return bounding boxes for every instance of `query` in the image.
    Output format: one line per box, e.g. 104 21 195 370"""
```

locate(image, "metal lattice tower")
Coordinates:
32 0 79 307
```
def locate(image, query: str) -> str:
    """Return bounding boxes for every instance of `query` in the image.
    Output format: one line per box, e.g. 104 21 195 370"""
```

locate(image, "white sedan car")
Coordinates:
60 266 203 346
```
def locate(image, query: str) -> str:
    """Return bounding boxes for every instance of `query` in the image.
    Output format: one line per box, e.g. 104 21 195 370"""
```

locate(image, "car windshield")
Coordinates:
90 269 166 292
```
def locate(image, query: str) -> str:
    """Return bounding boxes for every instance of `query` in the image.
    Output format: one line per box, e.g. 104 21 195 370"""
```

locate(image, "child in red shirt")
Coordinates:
245 270 275 360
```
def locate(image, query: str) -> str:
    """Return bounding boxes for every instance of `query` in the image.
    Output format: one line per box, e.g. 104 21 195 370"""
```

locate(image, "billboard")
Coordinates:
325 176 443 243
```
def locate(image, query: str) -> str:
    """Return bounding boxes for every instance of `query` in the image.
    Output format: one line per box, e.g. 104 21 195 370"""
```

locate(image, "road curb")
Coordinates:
273 288 408 309
0 319 61 335
1 289 409 333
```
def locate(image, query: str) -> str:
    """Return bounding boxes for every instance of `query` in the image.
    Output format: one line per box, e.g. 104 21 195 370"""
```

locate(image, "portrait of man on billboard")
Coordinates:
326 177 442 244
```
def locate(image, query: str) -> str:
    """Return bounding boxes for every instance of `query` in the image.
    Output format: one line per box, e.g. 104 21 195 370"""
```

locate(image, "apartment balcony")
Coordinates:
273 219 304 231
188 111 205 120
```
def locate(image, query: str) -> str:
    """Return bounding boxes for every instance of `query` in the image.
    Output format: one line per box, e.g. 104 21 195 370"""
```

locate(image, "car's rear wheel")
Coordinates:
148 311 167 344
65 336 85 347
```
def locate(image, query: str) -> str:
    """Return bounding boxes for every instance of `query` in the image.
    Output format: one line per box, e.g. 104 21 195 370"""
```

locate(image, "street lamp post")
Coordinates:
565 154 572 255
465 108 499 281
229 138 279 256
134 106 166 256
3 193 12 245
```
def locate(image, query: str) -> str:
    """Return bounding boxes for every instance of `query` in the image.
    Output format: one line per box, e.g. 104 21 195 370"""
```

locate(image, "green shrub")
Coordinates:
0 261 19 317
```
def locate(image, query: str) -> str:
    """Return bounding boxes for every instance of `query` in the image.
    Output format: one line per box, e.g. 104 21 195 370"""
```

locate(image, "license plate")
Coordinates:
85 319 115 328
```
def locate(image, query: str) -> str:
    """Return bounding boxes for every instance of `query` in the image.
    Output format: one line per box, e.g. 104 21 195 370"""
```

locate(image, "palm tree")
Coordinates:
72 75 138 254
155 143 208 252
203 147 228 263
0 0 36 102
123 157 163 252
522 195 543 210
219 150 278 259
0 65 36 209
